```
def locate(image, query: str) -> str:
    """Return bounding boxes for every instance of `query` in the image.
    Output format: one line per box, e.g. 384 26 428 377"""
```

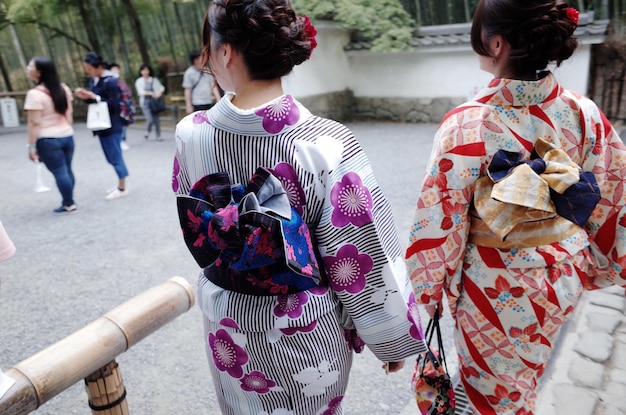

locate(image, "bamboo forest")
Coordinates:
0 0 621 95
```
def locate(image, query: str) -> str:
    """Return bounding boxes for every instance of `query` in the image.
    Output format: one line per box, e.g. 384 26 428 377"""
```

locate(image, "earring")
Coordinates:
492 58 497 67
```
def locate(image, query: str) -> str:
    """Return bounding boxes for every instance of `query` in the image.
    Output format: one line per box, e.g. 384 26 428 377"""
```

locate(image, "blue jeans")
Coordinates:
36 136 75 207
98 132 129 179
142 103 161 138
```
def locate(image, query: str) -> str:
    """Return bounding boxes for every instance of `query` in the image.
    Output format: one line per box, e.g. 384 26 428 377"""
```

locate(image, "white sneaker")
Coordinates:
121 141 130 151
105 188 129 200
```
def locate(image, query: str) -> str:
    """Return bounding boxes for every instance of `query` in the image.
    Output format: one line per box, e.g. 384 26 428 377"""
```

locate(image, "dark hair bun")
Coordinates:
206 0 316 80
508 3 578 73
471 0 579 76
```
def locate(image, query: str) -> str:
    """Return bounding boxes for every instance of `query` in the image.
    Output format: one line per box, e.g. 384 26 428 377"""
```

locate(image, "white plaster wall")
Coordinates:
283 22 353 96
285 25 601 101
346 49 492 100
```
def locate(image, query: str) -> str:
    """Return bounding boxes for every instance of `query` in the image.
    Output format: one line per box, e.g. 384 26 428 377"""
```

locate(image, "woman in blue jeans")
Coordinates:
75 52 129 200
24 57 77 214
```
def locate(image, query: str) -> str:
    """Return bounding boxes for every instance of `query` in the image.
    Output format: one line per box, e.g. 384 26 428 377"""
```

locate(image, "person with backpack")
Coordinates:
75 51 130 200
108 62 136 150
135 64 165 141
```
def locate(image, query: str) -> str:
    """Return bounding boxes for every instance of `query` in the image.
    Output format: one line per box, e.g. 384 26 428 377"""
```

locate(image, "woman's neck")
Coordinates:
231 79 283 110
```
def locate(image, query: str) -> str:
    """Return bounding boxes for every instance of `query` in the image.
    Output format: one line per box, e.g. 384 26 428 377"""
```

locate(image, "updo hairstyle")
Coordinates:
471 0 578 76
202 0 316 80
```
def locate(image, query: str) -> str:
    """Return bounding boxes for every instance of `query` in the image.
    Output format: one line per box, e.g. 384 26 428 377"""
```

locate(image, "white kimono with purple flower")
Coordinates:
173 93 426 415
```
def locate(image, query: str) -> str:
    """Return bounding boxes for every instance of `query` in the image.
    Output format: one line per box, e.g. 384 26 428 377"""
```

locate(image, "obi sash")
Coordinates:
177 167 322 295
469 138 601 248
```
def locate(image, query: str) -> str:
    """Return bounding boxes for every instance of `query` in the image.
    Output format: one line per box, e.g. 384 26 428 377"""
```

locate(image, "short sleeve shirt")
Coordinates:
24 84 74 138
182 66 215 106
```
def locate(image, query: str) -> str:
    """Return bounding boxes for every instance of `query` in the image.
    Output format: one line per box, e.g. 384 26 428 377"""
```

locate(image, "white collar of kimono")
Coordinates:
208 92 314 135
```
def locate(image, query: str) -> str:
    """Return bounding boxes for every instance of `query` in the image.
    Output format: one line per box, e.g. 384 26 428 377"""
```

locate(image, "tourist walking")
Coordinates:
172 1 427 414
134 64 165 141
182 50 220 114
405 1 626 414
24 56 77 214
75 52 130 200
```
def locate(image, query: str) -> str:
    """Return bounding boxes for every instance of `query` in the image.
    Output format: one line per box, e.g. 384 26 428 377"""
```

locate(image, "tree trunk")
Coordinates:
109 0 132 76
0 51 14 91
158 0 180 70
75 0 101 52
119 0 150 65
8 23 30 85
173 2 193 55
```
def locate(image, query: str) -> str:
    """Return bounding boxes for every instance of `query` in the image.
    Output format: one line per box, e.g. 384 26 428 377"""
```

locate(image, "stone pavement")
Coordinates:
535 286 626 415
1 121 625 415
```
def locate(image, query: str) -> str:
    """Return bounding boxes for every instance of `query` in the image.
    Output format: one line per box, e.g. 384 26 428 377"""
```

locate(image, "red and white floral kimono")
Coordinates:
406 72 626 415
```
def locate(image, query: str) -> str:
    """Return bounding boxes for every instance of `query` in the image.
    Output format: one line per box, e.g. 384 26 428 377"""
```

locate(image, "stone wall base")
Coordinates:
299 89 466 123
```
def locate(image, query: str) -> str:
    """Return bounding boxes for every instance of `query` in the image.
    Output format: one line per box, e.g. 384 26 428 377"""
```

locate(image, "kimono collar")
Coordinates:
474 72 561 107
203 93 313 136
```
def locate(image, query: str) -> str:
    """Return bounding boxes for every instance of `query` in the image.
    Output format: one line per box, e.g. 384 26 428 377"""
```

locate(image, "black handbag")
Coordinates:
148 97 166 114
411 306 456 415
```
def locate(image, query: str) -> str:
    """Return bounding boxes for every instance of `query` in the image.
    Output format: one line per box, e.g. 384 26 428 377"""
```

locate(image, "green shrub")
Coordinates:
292 0 415 52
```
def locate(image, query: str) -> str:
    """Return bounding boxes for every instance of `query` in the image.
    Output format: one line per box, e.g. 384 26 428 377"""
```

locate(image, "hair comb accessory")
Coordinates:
565 7 579 25
303 16 318 59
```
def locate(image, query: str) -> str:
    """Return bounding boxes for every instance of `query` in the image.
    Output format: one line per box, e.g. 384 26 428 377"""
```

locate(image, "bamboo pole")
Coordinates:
84 361 129 415
0 277 194 415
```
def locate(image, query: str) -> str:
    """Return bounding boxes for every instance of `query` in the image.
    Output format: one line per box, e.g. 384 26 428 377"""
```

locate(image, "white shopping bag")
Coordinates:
34 161 50 193
86 101 111 131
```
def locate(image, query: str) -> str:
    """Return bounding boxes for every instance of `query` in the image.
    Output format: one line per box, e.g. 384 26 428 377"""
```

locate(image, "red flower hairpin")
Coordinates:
565 7 579 25
303 16 318 58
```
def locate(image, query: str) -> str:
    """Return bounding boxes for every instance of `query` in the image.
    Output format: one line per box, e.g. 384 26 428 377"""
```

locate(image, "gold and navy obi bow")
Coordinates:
472 138 601 243
176 167 321 295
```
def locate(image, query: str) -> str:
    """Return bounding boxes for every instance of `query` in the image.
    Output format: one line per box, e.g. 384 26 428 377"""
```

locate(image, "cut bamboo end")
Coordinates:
84 361 129 415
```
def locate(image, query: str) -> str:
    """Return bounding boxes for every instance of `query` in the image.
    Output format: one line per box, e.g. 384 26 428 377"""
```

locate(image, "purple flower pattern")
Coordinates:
219 318 240 330
271 162 306 215
280 320 317 336
274 292 309 319
208 329 249 378
192 111 211 124
239 371 276 394
330 172 373 228
322 396 344 415
407 292 424 340
254 95 300 134
343 328 365 353
323 244 372 294
172 157 180 192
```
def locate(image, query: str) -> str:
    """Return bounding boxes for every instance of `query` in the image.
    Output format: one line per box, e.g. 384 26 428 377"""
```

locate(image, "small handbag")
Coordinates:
86 101 111 131
412 307 455 415
148 97 166 114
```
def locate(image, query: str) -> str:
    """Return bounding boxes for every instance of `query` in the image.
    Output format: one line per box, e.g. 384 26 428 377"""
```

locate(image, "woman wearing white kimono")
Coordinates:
172 1 427 414
406 1 626 414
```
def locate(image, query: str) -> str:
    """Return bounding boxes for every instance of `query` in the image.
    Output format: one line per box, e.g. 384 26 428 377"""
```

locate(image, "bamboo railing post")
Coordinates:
0 277 194 415
84 360 129 415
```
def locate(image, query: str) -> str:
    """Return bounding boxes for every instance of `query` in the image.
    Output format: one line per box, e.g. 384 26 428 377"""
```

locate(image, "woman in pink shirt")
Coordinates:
24 57 77 215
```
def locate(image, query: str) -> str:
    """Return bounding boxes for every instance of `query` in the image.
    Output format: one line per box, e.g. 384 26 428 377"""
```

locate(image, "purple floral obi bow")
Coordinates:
473 138 601 241
177 167 322 295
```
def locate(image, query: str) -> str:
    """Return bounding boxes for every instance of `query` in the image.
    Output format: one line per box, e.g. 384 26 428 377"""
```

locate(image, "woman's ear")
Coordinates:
490 35 507 59
222 44 235 68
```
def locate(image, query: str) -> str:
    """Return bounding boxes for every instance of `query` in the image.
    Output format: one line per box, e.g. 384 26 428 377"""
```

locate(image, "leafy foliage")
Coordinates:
292 0 415 52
